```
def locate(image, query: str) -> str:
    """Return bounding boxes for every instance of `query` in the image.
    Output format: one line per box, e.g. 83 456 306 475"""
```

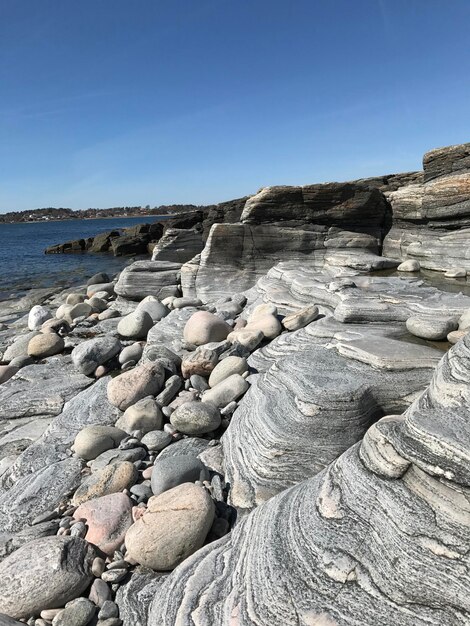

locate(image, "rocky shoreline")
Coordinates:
1 142 470 625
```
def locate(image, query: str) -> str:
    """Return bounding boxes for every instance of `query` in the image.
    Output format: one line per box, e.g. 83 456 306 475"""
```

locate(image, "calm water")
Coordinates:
0 216 168 300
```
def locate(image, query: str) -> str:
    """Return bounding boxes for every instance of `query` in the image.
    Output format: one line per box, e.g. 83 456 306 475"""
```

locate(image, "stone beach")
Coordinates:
0 142 470 624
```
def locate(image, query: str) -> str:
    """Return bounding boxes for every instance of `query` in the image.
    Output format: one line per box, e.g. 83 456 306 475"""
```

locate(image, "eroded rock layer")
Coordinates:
148 333 470 625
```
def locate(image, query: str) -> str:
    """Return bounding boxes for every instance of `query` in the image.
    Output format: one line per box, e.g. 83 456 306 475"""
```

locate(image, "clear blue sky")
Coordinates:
1 0 469 212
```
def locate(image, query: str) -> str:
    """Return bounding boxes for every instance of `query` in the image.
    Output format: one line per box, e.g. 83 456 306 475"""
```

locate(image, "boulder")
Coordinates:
115 396 163 434
183 311 231 346
170 401 221 435
107 362 165 411
137 296 170 322
28 305 52 330
202 374 250 408
397 259 421 272
181 347 219 378
118 342 143 366
150 455 209 497
118 310 154 339
406 316 458 341
140 430 172 452
208 356 248 388
74 425 127 461
282 305 319 331
71 336 122 375
87 272 111 286
125 483 214 570
3 331 40 362
0 537 95 619
72 461 138 505
50 598 96 626
114 261 181 301
27 333 64 358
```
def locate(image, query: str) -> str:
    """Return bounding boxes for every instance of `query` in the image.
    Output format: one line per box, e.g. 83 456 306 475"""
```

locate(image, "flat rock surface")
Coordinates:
0 357 92 421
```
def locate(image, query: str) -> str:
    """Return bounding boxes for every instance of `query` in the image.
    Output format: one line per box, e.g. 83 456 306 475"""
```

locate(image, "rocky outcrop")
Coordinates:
151 228 204 263
148 333 470 625
114 260 181 301
383 143 470 271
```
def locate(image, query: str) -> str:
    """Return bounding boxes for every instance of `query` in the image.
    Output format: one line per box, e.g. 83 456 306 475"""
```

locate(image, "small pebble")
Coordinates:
92 556 106 577
101 568 128 583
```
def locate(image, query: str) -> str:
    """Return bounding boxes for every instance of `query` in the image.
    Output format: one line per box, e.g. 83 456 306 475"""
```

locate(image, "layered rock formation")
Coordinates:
383 143 470 271
148 333 470 625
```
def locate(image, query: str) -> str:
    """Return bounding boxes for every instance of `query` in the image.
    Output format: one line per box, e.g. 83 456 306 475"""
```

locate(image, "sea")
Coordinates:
0 216 169 301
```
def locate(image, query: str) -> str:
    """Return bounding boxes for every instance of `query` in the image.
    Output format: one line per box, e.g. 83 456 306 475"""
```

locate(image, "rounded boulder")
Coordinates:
170 401 221 435
183 311 231 346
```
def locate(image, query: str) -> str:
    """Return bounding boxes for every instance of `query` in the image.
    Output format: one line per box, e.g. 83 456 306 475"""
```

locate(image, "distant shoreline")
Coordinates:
0 213 173 225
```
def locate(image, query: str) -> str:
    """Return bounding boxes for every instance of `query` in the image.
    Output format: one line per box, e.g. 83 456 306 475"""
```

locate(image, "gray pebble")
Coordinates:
98 601 119 620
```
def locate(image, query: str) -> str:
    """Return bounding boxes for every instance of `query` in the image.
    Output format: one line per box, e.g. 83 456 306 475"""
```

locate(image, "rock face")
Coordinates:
148 334 470 625
125 483 215 571
0 536 95 618
71 336 122 375
151 228 204 263
384 143 470 271
114 261 181 301
182 183 391 301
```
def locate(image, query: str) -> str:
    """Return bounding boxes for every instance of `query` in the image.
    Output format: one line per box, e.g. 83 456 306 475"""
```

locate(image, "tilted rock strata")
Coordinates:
148 335 470 625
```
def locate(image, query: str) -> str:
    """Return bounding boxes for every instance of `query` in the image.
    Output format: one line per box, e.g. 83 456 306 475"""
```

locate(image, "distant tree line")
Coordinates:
0 204 202 223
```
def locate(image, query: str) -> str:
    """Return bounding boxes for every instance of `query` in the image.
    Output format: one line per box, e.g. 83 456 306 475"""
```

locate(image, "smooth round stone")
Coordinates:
140 430 172 452
447 329 468 344
282 305 319 331
107 362 165 411
56 303 73 319
227 329 264 351
74 492 134 557
245 314 281 339
51 597 96 626
71 336 122 375
98 309 121 321
181 348 218 379
125 483 215 570
27 333 64 358
118 342 143 365
28 305 53 331
183 311 231 346
397 259 421 272
208 356 248 388
406 316 458 341
66 293 85 305
116 396 163 435
202 374 250 408
0 536 95 619
66 302 93 323
150 454 209 497
117 310 154 340
444 267 467 278
173 297 203 309
249 303 278 321
137 296 170 322
72 461 138 505
86 296 108 313
87 272 110 286
88 578 112 607
74 426 127 461
0 364 19 384
3 331 40 362
190 374 210 392
170 401 221 435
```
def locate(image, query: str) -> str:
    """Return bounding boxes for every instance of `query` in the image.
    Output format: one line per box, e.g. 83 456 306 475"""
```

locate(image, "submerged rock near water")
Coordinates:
2 141 470 625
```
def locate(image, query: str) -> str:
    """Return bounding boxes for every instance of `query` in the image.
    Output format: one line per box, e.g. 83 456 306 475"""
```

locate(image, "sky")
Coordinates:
1 0 470 212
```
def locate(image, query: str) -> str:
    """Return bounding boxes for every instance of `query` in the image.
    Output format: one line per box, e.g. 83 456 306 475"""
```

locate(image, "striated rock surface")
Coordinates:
151 227 204 263
114 260 181 301
0 536 95 618
148 333 470 625
384 142 470 271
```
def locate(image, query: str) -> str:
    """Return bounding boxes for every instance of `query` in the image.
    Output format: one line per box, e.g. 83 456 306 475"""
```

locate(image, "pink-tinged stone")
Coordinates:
74 492 133 556
132 506 147 522
142 466 153 480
